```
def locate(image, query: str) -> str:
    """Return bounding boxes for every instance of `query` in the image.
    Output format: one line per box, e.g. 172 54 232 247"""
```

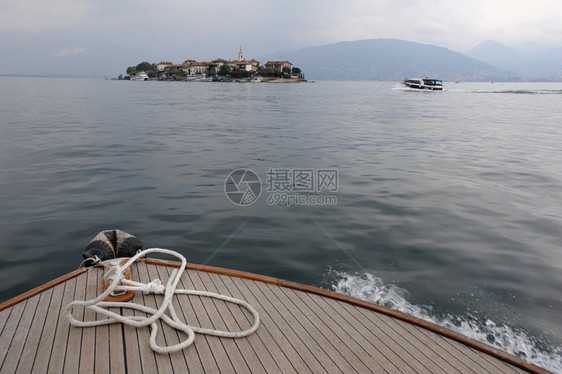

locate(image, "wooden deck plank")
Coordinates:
108 313 126 374
151 263 192 374
411 323 481 373
414 322 509 373
262 282 358 373
15 288 55 373
31 280 66 374
2 294 42 374
225 275 304 374
233 276 322 374
189 270 252 374
204 272 271 374
45 276 78 374
279 286 386 373
302 291 409 373
106 267 126 374
215 273 293 374
350 307 435 373
78 267 99 374
60 270 86 373
472 346 528 374
330 296 433 374
181 268 236 374
95 265 126 374
372 308 471 374
0 308 11 335
124 262 157 374
458 342 526 374
246 279 333 373
92 268 110 374
352 302 452 374
170 266 218 374
1 302 26 367
161 266 206 374
120 265 144 374
137 263 174 374
320 291 435 374
297 293 401 373
465 346 528 374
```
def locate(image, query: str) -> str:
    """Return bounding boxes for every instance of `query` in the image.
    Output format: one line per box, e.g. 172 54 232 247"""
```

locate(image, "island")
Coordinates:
122 46 306 83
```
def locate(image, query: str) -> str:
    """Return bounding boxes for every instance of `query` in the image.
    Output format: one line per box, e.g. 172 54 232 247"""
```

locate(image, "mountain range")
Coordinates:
466 40 562 80
2 36 560 81
259 39 562 81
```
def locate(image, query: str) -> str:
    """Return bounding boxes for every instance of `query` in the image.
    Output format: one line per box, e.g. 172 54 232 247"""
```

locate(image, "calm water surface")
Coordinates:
0 78 561 371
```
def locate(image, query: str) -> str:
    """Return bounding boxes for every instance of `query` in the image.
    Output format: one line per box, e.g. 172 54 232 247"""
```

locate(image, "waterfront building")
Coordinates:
265 61 293 72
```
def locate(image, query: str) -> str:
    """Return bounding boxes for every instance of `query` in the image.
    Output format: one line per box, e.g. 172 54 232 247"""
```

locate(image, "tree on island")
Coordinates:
126 62 157 77
257 67 281 78
168 69 186 78
230 68 252 79
206 64 217 76
218 64 232 76
136 62 156 73
291 67 305 79
258 66 306 79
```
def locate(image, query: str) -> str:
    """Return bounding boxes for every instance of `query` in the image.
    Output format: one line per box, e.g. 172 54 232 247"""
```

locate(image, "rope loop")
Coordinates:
79 255 101 268
142 279 166 294
66 247 260 353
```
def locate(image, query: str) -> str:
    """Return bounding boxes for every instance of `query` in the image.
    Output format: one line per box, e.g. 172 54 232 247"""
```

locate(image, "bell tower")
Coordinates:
238 45 245 61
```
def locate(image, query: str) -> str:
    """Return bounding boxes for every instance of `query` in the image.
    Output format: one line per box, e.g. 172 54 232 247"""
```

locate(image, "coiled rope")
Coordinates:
65 248 260 354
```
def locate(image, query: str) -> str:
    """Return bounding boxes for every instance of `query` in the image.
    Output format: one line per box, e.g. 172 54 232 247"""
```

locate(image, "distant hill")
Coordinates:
259 39 515 81
467 40 562 80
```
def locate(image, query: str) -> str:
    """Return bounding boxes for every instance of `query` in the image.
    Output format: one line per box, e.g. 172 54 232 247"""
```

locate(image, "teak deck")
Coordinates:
0 259 550 374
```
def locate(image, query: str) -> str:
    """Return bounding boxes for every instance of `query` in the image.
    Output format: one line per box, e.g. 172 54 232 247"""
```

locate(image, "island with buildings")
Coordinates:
123 46 306 82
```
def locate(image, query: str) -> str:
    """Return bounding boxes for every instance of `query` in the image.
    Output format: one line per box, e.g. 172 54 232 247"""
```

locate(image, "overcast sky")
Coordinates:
1 0 561 76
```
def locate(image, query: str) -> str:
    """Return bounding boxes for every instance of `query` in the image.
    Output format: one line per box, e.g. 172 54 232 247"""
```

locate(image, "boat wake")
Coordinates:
472 89 562 95
333 272 562 373
444 88 562 95
391 84 435 92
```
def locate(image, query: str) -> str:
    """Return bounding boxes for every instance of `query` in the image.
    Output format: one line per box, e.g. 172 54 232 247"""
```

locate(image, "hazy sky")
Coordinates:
1 0 561 76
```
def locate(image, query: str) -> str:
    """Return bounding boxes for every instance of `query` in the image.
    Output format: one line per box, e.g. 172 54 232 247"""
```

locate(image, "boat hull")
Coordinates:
402 82 443 90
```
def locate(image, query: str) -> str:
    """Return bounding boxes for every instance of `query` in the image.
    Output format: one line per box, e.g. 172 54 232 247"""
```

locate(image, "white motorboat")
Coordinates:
402 78 443 90
135 71 149 81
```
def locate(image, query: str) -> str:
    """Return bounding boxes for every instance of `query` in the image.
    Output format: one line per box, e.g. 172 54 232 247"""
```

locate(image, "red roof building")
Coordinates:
156 61 174 71
212 58 228 64
236 59 260 72
265 61 293 71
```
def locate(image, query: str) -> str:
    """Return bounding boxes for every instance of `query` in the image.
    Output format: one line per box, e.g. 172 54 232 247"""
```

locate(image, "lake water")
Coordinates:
1 77 561 372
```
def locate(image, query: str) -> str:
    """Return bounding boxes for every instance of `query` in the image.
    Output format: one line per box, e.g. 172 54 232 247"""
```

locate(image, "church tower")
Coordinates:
238 45 245 61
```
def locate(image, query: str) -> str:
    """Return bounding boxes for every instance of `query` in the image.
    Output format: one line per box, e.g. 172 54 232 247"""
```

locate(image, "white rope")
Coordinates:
65 248 260 354
79 255 101 268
